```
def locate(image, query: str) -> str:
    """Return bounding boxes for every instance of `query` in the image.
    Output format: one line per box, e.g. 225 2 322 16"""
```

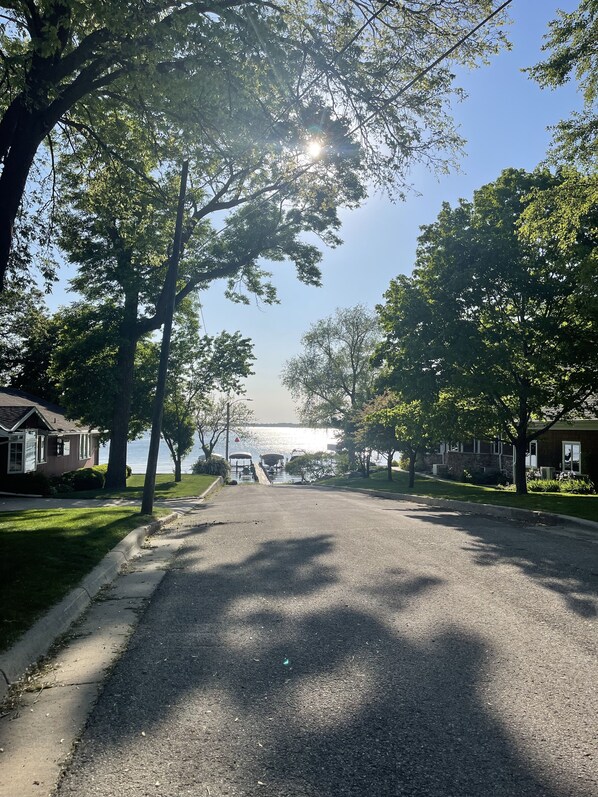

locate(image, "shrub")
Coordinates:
527 479 561 493
70 467 106 491
560 478 595 495
3 471 53 496
285 452 342 482
192 455 230 480
91 463 131 479
464 468 509 487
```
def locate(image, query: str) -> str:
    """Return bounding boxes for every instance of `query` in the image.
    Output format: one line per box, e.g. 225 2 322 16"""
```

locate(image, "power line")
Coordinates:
184 1 514 267
347 0 514 138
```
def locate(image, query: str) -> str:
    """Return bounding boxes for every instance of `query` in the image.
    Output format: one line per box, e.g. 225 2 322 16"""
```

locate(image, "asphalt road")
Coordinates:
56 485 597 797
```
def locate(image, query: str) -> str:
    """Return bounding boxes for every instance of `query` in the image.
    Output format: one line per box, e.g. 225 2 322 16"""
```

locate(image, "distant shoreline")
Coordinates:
248 423 334 429
248 422 301 428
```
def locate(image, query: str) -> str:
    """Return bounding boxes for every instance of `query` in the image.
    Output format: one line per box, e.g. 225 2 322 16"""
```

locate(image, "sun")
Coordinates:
307 140 323 159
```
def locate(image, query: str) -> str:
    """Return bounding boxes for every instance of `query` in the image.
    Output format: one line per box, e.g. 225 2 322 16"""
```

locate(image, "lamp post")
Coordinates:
225 397 252 463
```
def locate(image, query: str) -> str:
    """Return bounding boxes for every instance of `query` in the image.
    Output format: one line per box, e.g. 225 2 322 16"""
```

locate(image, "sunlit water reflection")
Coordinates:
99 426 339 482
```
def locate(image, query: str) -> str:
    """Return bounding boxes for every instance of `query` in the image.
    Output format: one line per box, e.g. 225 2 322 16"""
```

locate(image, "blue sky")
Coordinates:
48 1 583 424
194 0 582 422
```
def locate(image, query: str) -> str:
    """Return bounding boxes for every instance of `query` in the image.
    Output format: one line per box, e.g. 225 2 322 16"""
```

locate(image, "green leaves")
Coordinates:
376 168 598 450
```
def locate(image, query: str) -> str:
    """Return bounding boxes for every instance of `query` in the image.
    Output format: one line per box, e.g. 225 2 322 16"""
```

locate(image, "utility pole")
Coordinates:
225 401 231 462
141 160 189 515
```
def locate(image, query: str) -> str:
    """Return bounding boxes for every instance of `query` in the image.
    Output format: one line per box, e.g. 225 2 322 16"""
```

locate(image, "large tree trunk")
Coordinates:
514 435 528 495
387 450 393 481
0 104 45 290
105 294 140 490
174 457 182 482
408 450 417 489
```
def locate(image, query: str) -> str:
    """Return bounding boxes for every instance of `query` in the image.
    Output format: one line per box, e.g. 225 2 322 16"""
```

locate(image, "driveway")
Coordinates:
51 485 598 796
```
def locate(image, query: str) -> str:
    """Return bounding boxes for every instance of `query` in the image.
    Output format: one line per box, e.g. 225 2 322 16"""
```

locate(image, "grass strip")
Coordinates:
322 470 598 524
58 473 218 500
0 506 167 652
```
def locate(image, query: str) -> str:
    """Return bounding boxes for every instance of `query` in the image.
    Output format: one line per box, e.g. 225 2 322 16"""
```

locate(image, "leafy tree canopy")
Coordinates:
523 2 597 263
195 394 255 461
527 0 598 169
375 168 598 493
49 302 158 440
0 0 511 289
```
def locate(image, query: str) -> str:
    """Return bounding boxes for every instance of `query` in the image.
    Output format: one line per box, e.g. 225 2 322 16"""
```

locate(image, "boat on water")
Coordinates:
229 451 254 479
260 452 285 468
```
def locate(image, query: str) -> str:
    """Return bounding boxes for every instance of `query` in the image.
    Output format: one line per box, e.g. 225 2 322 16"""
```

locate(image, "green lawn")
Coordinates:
57 473 218 501
0 506 167 653
322 469 598 524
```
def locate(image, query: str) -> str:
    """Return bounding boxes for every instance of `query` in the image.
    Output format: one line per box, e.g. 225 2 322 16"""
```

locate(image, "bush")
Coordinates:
91 463 131 478
527 479 561 493
464 468 509 487
192 455 230 480
70 467 106 491
285 452 342 482
527 475 596 494
560 477 595 495
3 471 53 496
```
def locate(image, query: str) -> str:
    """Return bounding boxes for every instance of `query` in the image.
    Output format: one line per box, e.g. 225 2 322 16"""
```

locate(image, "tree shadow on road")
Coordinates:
382 504 598 620
54 523 582 797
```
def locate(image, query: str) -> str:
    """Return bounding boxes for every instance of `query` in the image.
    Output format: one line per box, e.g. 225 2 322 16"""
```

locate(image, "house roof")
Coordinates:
0 388 89 434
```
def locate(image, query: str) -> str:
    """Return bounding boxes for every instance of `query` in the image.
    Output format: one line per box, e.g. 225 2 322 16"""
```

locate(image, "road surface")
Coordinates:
56 485 597 796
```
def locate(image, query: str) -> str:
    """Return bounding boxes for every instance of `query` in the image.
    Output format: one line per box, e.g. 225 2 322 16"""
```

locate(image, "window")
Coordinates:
55 437 71 456
8 439 24 473
37 434 47 464
79 434 91 460
525 440 538 469
492 439 501 455
562 442 581 473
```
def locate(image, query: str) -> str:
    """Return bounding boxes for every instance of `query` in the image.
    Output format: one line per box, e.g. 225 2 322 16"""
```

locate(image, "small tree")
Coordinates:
357 393 403 481
285 452 343 483
195 396 254 462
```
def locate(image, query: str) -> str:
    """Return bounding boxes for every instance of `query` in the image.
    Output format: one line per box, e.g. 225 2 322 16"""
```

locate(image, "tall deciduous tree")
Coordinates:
376 168 598 494
357 393 403 481
0 1 511 290
281 305 379 467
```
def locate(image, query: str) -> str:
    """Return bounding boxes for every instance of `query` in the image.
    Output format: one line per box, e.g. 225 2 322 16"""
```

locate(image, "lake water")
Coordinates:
99 426 339 482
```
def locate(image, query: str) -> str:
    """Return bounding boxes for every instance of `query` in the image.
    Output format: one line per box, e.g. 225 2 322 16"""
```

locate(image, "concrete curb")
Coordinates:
322 486 598 540
0 512 177 703
199 475 223 498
